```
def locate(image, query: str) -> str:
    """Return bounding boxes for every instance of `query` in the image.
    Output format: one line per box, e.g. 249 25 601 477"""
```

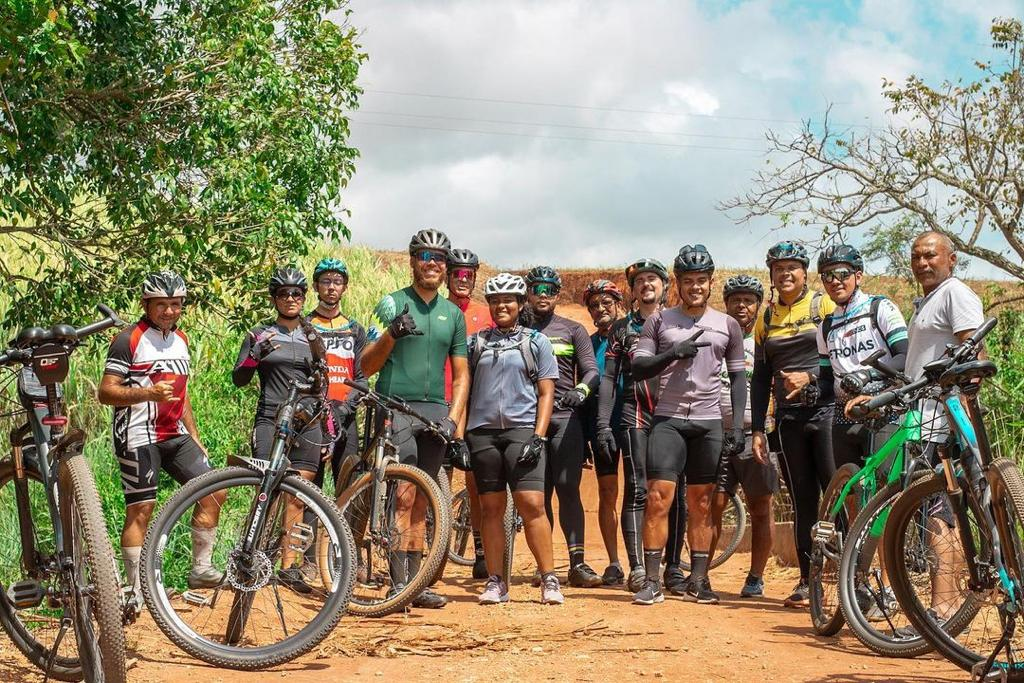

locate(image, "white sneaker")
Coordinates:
541 573 565 605
479 575 510 605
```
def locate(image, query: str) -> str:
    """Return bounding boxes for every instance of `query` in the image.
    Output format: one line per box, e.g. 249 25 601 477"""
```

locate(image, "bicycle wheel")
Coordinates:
810 463 860 636
57 453 127 683
0 457 84 680
447 487 475 566
332 463 450 617
429 471 452 585
140 466 356 670
883 470 1020 678
502 489 516 584
678 490 746 571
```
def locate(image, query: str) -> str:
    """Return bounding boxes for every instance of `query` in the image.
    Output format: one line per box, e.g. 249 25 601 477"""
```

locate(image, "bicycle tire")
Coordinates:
140 467 356 670
883 471 1017 678
810 463 860 636
0 458 83 681
502 490 516 584
333 463 450 618
678 490 747 571
447 487 475 566
57 453 127 683
429 471 452 585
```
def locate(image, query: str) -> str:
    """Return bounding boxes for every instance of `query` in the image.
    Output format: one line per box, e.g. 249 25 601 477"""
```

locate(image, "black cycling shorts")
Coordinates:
717 442 780 498
387 401 450 479
592 436 620 477
467 427 544 494
118 434 212 506
647 417 723 485
832 419 899 475
252 415 327 474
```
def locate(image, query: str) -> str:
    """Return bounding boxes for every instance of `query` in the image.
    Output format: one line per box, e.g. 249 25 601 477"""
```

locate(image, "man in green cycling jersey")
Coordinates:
361 228 469 610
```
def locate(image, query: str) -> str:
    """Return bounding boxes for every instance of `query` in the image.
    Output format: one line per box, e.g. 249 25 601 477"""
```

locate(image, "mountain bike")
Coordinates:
0 305 127 682
878 318 1024 680
140 317 356 670
317 379 450 617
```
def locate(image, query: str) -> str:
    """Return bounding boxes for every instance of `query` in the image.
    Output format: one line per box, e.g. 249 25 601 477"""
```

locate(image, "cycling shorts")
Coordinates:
118 434 211 506
717 441 780 498
252 415 327 474
387 401 450 479
467 427 544 494
647 417 723 485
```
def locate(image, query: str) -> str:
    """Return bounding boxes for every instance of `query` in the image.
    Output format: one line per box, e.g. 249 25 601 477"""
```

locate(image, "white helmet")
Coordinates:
484 273 527 298
142 270 187 300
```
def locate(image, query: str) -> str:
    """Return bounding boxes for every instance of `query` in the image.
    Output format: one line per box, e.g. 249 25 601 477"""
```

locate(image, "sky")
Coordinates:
329 0 1023 277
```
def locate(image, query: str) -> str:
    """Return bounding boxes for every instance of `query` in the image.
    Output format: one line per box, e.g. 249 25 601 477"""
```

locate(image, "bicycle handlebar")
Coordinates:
343 378 450 439
0 304 127 368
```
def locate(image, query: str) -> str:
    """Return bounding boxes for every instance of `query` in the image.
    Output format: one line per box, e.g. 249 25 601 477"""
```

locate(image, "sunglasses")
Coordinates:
415 250 447 263
275 288 306 300
530 283 559 297
450 268 476 281
821 268 856 284
318 277 347 287
587 297 616 311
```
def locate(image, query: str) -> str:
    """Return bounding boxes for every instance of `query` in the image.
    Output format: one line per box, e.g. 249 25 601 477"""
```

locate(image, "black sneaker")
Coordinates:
568 563 604 588
472 556 489 580
277 567 313 595
627 567 647 593
740 573 764 598
664 565 692 596
684 577 719 605
411 587 448 609
601 565 625 586
632 579 665 605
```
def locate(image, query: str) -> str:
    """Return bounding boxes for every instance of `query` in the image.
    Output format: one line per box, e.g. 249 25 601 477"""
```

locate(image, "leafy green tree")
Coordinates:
721 18 1024 285
0 1 364 329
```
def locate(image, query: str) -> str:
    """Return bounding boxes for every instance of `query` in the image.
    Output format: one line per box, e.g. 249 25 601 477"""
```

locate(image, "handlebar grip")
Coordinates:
74 304 127 339
0 348 31 367
343 379 371 395
968 317 997 347
848 391 897 420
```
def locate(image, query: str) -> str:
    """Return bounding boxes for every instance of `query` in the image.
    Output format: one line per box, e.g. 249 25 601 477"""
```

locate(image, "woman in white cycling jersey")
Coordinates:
462 273 565 605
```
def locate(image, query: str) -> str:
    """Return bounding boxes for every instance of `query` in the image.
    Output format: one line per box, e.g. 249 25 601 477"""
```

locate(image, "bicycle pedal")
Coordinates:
180 590 214 608
972 661 1008 682
6 580 44 609
811 521 838 544
287 522 315 552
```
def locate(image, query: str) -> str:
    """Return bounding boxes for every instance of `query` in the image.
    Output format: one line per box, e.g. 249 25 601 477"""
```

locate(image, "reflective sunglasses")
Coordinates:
530 283 559 297
416 250 447 263
450 268 476 281
821 268 856 284
275 288 306 300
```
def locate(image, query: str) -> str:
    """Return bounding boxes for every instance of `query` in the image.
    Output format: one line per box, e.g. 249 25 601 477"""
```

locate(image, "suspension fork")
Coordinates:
367 409 394 538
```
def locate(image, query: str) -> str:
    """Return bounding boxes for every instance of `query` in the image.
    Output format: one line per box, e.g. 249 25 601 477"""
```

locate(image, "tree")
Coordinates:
0 1 364 328
720 18 1024 284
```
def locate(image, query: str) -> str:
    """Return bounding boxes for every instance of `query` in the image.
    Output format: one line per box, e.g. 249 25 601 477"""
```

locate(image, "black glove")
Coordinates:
448 439 472 471
436 416 457 441
248 330 278 363
556 386 588 410
518 434 547 467
595 427 617 461
671 328 711 360
798 381 820 407
721 427 746 458
388 303 423 339
840 368 884 396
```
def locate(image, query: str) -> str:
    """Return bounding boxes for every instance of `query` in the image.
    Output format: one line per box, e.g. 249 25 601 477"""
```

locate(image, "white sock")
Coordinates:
122 545 142 592
191 527 217 573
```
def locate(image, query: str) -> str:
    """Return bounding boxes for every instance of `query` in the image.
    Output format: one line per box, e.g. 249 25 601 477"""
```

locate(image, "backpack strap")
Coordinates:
869 295 895 353
810 291 824 325
518 331 541 385
468 329 490 374
820 310 835 343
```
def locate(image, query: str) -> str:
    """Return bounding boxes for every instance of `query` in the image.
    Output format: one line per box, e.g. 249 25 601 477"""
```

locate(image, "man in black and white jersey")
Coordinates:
99 271 225 605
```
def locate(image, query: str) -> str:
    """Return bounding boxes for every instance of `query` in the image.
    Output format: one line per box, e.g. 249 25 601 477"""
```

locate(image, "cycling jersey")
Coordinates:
371 287 468 404
601 310 660 430
720 333 755 430
635 306 745 421
233 322 316 418
310 312 368 401
466 326 558 431
531 313 599 419
105 319 191 452
445 297 492 402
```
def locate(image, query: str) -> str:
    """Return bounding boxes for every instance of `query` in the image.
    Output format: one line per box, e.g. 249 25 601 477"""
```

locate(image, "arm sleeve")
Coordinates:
352 323 368 383
232 329 258 388
728 368 747 431
103 330 133 379
572 323 599 390
751 343 772 432
596 341 620 431
724 317 745 373
631 315 679 380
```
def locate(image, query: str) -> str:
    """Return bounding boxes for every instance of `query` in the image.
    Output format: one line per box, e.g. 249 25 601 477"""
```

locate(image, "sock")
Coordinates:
569 548 585 568
473 530 485 560
122 545 142 593
406 549 423 580
389 550 410 586
191 526 217 573
690 551 710 583
643 549 662 585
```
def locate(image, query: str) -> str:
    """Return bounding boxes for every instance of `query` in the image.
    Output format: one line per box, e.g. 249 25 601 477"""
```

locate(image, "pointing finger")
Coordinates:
690 328 704 340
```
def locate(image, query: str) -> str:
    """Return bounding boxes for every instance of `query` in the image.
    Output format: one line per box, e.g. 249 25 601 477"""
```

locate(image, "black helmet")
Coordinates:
673 244 715 273
525 266 562 289
765 240 810 269
268 267 308 294
447 248 479 269
142 270 187 300
625 258 669 287
817 244 864 272
723 274 764 301
408 228 451 254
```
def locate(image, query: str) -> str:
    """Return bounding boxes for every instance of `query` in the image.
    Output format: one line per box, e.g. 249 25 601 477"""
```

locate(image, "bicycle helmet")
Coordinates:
723 274 765 302
141 270 187 300
673 244 715 273
817 244 864 272
582 279 623 306
525 266 562 289
447 248 480 269
765 240 810 269
268 267 308 294
408 228 451 254
484 273 527 298
625 258 669 287
313 257 348 282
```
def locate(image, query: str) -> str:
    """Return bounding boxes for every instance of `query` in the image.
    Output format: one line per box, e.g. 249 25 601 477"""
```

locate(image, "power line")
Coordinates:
357 109 766 142
350 119 766 152
363 88 874 129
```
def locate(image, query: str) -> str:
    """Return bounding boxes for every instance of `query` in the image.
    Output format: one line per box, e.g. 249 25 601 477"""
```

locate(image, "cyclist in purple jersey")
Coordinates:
630 245 746 605
525 266 603 588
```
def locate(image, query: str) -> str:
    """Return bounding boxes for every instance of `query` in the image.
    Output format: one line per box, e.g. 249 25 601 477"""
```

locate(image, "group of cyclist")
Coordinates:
98 224 984 615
